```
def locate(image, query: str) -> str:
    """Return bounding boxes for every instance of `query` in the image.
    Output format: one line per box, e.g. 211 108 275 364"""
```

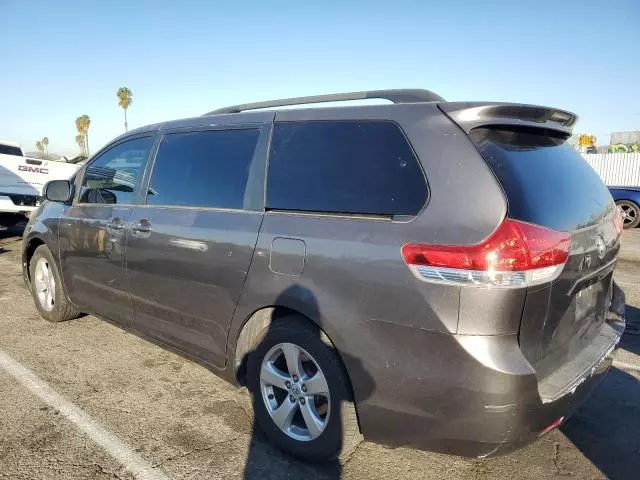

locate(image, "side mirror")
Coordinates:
44 180 73 203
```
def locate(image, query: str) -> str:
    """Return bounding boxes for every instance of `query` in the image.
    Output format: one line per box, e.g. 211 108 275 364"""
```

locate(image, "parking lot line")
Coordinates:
0 346 169 480
613 360 640 373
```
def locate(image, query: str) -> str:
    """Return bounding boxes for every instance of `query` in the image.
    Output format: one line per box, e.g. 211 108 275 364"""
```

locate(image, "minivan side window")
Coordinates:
147 129 260 210
79 136 153 205
267 121 428 216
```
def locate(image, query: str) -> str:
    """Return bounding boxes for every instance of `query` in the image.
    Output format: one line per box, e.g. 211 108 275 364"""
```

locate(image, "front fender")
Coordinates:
22 201 66 286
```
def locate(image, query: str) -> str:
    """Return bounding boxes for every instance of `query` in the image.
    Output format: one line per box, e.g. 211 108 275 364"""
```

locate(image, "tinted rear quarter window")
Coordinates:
470 127 614 231
147 129 260 210
0 144 23 156
267 121 428 216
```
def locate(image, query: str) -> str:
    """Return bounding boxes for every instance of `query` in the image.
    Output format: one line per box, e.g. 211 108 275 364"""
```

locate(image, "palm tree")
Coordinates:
35 141 44 158
75 115 91 155
117 87 133 132
42 137 49 155
75 134 85 155
81 115 91 155
75 116 84 154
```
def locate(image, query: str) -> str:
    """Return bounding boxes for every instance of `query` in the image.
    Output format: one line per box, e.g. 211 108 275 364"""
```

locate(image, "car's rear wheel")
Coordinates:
616 200 640 229
29 245 80 322
247 317 361 461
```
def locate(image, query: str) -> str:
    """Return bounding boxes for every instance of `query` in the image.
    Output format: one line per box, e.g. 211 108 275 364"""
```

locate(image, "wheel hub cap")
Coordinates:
259 342 330 441
618 204 637 225
290 384 302 397
33 257 55 312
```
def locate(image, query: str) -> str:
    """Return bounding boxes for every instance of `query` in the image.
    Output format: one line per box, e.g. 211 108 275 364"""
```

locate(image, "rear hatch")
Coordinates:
441 103 620 377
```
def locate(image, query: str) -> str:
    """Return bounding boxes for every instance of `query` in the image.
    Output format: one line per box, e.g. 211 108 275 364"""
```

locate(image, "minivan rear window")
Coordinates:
470 127 614 232
267 121 428 216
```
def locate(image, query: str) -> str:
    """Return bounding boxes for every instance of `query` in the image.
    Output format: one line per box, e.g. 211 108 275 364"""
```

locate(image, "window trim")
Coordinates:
265 119 430 219
140 125 271 213
74 133 157 207
265 208 394 221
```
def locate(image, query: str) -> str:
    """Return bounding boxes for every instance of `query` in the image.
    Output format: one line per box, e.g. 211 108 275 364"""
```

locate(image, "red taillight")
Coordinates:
613 211 624 236
402 219 570 270
402 219 570 288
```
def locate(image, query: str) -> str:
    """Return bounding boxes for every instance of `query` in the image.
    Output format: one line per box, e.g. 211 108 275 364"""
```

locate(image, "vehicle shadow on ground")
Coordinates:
241 285 374 480
0 222 25 237
0 222 25 254
620 305 640 354
562 366 640 480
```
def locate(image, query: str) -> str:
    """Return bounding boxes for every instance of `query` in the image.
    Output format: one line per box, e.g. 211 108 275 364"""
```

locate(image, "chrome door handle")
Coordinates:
107 218 126 230
130 219 151 233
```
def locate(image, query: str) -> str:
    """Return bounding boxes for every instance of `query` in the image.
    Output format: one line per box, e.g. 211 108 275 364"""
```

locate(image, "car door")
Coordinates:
126 124 270 366
58 135 155 327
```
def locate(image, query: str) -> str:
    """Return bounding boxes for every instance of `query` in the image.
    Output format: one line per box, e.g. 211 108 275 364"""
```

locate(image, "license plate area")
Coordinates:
575 276 608 323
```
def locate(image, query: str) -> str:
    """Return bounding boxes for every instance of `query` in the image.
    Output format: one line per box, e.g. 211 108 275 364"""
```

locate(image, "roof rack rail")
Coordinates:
204 89 445 115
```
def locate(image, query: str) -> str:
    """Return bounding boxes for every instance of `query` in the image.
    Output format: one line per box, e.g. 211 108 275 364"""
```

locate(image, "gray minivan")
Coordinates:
23 90 626 460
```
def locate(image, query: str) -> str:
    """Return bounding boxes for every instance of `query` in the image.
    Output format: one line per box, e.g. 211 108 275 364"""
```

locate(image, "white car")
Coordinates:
0 140 80 228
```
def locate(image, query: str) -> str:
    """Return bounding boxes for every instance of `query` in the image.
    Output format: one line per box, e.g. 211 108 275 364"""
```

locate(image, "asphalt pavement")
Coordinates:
0 225 638 480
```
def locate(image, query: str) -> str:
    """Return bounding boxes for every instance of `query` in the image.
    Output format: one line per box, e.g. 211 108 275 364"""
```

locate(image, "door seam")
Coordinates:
223 212 266 367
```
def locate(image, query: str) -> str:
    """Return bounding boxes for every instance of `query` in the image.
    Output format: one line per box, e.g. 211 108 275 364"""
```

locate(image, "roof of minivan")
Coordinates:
116 89 577 140
204 89 445 115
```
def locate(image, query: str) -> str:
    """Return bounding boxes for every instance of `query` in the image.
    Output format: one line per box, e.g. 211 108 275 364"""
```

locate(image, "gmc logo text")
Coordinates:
18 165 49 174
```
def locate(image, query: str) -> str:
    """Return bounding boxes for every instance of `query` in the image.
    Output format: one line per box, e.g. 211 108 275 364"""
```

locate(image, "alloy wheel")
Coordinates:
618 203 637 227
34 257 56 312
260 342 330 441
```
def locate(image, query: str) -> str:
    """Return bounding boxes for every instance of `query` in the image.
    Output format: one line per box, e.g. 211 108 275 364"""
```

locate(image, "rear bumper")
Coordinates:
352 282 626 457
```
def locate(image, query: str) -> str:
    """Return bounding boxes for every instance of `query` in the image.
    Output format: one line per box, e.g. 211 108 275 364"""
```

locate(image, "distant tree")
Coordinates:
75 116 83 148
75 115 91 155
42 137 49 155
35 141 44 158
117 87 133 132
610 144 630 153
75 134 85 155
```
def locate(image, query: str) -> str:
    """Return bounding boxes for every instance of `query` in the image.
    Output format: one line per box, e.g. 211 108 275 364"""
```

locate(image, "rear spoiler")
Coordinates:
439 102 578 136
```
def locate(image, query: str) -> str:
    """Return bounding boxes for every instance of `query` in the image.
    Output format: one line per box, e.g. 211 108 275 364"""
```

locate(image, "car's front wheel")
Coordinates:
247 317 361 461
29 245 80 322
616 200 640 229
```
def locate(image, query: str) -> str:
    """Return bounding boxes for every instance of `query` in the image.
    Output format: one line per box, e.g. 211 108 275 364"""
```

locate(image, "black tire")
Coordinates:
29 245 81 322
616 200 640 229
247 317 362 462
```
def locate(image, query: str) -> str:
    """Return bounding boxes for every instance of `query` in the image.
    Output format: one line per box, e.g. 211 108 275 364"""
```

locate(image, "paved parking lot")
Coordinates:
0 225 638 480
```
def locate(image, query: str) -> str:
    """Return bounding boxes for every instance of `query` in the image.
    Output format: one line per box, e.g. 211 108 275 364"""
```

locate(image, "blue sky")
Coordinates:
1 0 639 155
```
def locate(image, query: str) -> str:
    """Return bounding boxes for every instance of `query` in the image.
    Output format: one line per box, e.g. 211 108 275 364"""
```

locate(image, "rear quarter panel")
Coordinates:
226 104 510 434
609 187 640 204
